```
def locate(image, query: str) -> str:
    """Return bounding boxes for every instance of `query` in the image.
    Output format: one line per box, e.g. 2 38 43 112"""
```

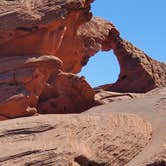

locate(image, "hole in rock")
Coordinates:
146 160 166 166
74 155 106 166
79 51 120 88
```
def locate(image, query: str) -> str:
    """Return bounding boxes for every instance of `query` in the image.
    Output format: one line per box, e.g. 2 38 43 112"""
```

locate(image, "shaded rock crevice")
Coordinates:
146 160 166 166
74 155 106 166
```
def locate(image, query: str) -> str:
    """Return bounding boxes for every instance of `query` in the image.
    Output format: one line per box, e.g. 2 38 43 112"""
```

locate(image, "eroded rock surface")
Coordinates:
94 89 142 105
0 0 96 119
0 55 63 118
0 0 93 73
101 38 166 93
78 17 166 93
0 1 165 165
0 112 152 166
0 55 95 119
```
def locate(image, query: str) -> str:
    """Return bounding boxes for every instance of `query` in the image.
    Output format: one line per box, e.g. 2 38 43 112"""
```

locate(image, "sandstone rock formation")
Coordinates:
1 0 165 119
77 17 166 93
0 0 166 165
0 54 95 119
0 0 93 73
99 38 166 93
0 112 152 166
0 0 95 119
0 0 165 118
0 55 63 118
94 89 142 105
0 87 166 166
38 72 95 114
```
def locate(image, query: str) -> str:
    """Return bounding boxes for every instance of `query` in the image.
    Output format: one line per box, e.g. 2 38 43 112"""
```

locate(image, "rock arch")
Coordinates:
79 51 120 88
78 17 166 93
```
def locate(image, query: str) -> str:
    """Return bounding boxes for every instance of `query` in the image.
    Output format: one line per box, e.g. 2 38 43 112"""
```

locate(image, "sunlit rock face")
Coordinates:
0 0 93 73
0 0 95 119
38 72 95 114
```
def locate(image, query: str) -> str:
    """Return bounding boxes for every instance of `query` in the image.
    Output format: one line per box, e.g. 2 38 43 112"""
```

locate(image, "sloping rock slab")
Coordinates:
0 113 151 166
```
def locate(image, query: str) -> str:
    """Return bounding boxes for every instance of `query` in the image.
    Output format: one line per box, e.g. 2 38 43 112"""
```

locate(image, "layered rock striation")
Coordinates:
0 112 152 166
0 55 62 118
0 0 93 73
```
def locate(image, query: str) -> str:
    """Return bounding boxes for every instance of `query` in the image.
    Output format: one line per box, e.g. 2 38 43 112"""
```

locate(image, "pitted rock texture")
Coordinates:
77 17 119 65
102 38 166 93
0 112 152 166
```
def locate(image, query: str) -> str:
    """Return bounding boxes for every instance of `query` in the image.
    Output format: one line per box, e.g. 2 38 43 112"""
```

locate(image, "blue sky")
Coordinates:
79 0 166 87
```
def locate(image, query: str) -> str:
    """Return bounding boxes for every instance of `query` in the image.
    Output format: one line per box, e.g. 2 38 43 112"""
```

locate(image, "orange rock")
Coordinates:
0 115 8 121
0 55 63 118
0 0 92 73
0 1 165 93
38 72 95 114
0 84 36 118
107 37 166 92
78 17 166 92
0 54 94 118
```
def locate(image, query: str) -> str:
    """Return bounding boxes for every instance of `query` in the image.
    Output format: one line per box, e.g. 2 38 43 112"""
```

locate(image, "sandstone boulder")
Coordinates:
0 55 63 118
38 72 95 114
0 55 94 119
78 17 166 92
